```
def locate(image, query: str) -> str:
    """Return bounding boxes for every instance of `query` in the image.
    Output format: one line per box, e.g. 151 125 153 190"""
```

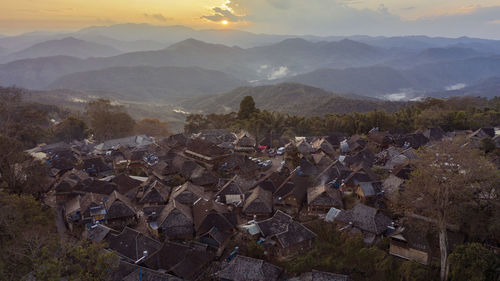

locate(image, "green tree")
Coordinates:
448 243 500 281
238 96 259 119
135 118 169 137
86 99 135 141
53 115 89 142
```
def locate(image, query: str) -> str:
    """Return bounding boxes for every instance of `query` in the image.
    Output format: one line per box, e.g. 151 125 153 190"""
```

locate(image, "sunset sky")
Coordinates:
2 0 500 38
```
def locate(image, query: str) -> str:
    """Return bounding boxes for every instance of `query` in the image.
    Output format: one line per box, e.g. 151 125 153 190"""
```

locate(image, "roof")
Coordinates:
274 172 309 205
257 210 316 248
382 175 404 196
104 191 137 220
95 135 154 151
122 266 182 281
217 255 283 281
86 224 114 242
358 182 376 197
186 138 228 157
157 200 193 237
192 199 235 234
140 180 171 204
112 174 143 195
201 226 231 245
243 186 273 214
292 270 352 281
105 227 162 262
170 181 207 205
307 184 343 208
215 178 244 203
143 241 214 280
335 203 391 235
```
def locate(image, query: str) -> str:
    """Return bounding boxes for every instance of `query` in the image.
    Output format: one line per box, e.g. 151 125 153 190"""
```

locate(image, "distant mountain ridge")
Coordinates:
0 37 121 63
48 65 246 101
181 83 405 116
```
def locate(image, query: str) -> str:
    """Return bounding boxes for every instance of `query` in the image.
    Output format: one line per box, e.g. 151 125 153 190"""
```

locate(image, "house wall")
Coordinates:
389 243 429 265
308 205 332 214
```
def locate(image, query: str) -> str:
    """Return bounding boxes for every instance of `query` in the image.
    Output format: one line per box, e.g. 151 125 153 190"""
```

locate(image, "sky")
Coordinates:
1 0 500 39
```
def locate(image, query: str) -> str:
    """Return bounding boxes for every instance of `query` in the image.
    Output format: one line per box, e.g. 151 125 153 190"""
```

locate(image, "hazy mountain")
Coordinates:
0 37 121 63
248 38 385 74
76 23 292 48
384 47 485 69
283 55 500 98
283 66 418 97
181 83 405 116
47 65 247 101
0 56 89 89
432 77 500 98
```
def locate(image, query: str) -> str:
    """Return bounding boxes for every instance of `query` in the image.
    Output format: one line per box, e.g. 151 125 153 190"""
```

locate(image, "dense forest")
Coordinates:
185 95 500 139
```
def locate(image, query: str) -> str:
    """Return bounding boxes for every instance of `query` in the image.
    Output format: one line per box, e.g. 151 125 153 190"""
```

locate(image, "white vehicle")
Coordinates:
277 147 285 155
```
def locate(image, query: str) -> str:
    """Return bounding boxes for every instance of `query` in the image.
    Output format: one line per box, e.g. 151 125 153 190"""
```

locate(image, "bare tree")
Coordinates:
400 138 499 281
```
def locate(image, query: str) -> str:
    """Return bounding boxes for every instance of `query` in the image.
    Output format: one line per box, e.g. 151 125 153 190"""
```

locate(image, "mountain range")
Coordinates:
1 23 500 106
181 83 406 116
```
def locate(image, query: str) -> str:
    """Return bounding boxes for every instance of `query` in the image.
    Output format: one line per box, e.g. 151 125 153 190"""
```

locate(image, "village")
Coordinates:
23 122 500 281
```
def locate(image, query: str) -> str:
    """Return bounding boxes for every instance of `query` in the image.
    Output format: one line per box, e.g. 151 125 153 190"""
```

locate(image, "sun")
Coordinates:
221 20 229 25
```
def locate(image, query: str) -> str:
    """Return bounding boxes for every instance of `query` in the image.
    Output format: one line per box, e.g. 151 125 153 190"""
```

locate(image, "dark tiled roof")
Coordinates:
122 266 182 281
335 203 391 235
192 199 235 234
105 191 137 220
243 186 273 214
143 241 214 280
217 255 283 281
307 184 343 208
257 210 316 248
170 181 207 205
140 180 171 204
112 174 143 195
105 227 162 262
157 200 193 237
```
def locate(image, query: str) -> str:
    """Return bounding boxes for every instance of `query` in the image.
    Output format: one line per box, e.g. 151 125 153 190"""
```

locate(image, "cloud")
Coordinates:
202 7 244 22
221 0 500 39
267 66 289 80
445 83 466 91
143 13 170 22
267 0 292 10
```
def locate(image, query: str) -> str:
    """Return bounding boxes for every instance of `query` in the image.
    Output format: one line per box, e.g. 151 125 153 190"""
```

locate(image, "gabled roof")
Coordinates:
86 224 115 242
186 138 228 157
143 241 214 280
217 255 284 281
170 181 207 205
308 184 343 208
105 191 137 220
215 177 244 203
112 174 143 195
140 180 171 204
157 200 193 230
201 226 231 246
122 266 182 281
192 199 235 234
335 203 391 235
273 172 309 205
243 186 273 214
95 135 154 151
256 210 316 248
105 227 162 262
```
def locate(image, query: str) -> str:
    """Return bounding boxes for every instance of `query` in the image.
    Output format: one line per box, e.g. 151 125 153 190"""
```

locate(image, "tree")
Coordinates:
135 118 169 137
400 139 500 281
448 243 500 281
86 99 135 141
238 96 258 119
53 115 89 142
0 136 50 196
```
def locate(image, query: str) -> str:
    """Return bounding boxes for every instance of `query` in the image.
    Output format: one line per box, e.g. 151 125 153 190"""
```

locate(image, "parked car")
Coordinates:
277 147 285 155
